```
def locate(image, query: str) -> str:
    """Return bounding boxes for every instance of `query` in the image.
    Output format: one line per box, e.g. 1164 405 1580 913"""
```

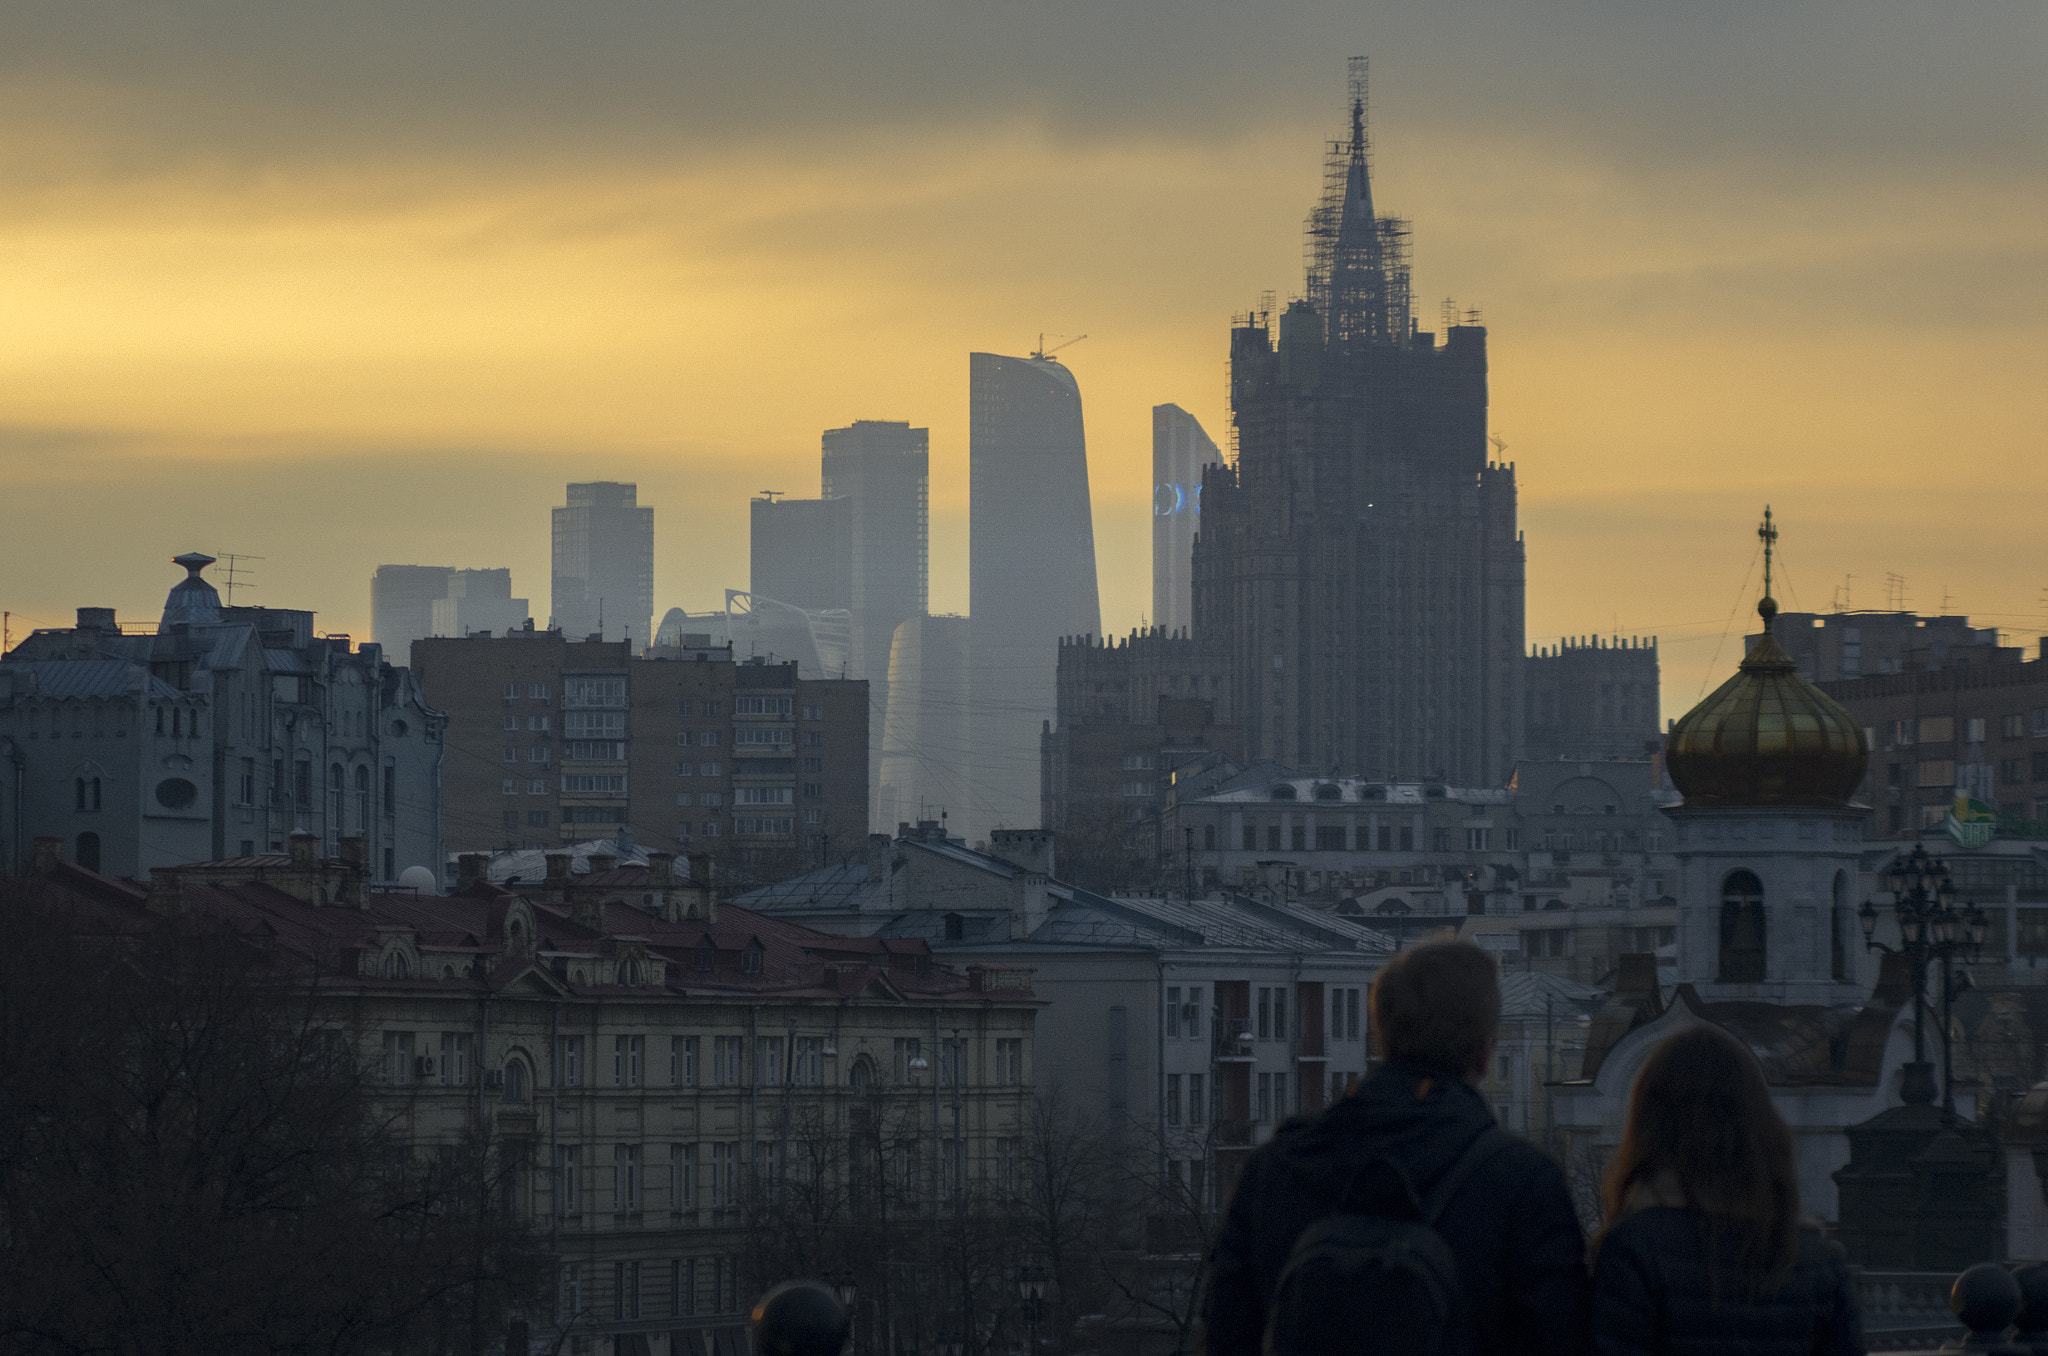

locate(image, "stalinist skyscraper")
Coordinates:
1192 59 1524 784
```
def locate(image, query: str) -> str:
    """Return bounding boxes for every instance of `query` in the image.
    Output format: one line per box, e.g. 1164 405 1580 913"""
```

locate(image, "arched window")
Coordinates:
503 1060 529 1102
1718 870 1767 983
75 831 101 873
381 950 409 979
849 1058 873 1093
1270 785 1297 801
1314 783 1342 802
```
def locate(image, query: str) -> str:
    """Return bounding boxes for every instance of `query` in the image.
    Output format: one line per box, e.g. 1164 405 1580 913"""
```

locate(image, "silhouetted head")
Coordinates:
1601 1026 1798 1283
1370 939 1500 1079
751 1281 851 1356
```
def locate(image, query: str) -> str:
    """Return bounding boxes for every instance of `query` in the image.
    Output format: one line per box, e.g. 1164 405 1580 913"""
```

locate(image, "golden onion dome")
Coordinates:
1665 513 1869 808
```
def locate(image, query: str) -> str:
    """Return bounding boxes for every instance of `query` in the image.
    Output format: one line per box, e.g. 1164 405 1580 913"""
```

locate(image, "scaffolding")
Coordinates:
1301 56 1411 352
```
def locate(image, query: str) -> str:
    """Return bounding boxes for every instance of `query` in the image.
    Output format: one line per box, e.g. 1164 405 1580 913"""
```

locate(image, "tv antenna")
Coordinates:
1487 433 1508 460
1031 333 1087 361
217 553 264 604
758 490 783 502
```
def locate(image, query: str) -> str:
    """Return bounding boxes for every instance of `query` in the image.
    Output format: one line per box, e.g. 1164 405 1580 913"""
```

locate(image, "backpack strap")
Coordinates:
1420 1127 1517 1226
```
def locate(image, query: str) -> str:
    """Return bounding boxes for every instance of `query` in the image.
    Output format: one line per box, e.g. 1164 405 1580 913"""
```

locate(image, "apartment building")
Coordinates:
411 632 867 880
22 835 1036 1356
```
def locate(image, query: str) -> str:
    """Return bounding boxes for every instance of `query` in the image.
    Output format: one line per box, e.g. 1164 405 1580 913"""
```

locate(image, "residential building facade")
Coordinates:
21 836 1036 1356
0 554 443 881
1523 636 1662 763
411 634 867 881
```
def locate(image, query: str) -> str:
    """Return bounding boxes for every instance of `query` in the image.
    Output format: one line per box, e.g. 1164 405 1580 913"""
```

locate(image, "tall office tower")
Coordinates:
822 421 929 691
822 420 929 830
876 613 972 834
969 351 1102 838
1192 60 1524 784
1151 405 1223 636
552 482 655 652
372 565 454 653
749 495 852 613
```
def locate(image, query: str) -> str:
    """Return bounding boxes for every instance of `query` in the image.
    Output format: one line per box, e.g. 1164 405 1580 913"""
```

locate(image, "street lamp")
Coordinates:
1860 844 1987 1113
1016 1265 1048 1350
834 1269 858 1309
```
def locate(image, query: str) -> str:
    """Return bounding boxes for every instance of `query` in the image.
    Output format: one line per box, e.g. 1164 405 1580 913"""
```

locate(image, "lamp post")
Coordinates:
1857 843 1989 1114
1016 1265 1048 1354
833 1271 858 1355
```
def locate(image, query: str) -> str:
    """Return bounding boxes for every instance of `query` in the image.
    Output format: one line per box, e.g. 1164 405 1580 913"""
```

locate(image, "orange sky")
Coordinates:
0 6 2043 719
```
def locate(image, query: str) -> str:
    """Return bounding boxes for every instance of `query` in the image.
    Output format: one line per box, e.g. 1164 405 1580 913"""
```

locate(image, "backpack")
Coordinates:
1261 1127 1516 1356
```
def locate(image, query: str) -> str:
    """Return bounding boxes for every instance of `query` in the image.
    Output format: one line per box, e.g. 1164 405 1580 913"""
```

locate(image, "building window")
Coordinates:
671 1144 696 1212
614 1034 644 1087
1166 1073 1182 1126
997 1038 1022 1084
613 1144 641 1214
74 831 101 872
1189 1073 1206 1125
713 1036 742 1086
1256 986 1288 1040
673 1035 698 1086
439 1033 472 1086
1718 870 1767 983
555 1035 583 1087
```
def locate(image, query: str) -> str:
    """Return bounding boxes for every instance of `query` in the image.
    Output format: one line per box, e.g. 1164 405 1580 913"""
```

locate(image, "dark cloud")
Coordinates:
2 0 2041 174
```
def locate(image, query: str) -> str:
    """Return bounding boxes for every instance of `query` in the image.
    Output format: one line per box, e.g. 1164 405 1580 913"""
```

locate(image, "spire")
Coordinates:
1757 505 1779 630
1337 57 1377 247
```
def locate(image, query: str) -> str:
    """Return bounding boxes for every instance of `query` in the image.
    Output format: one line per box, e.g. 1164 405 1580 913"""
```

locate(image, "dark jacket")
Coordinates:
1590 1207 1864 1356
1202 1062 1590 1356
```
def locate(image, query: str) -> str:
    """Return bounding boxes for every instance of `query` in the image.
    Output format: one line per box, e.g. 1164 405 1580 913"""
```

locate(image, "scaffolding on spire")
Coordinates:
1302 56 1410 353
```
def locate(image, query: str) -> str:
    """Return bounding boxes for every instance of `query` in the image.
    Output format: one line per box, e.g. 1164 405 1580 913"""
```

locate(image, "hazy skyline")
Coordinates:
1 2 2042 718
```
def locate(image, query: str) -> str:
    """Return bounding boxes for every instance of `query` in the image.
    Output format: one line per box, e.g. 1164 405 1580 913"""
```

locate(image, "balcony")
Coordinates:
1213 1018 1255 1061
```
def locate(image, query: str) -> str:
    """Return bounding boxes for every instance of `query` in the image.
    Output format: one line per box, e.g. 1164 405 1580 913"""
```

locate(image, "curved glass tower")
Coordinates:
969 352 1101 838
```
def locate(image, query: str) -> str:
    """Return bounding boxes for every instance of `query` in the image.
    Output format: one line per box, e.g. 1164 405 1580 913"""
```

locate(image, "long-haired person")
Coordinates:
1592 1027 1863 1356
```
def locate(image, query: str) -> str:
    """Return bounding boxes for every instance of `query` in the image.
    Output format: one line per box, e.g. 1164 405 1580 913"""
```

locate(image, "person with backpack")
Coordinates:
1590 1026 1864 1356
1203 939 1589 1356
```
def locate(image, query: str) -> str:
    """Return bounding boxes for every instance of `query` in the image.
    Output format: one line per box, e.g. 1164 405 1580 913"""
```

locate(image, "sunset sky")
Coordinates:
1 2 2042 717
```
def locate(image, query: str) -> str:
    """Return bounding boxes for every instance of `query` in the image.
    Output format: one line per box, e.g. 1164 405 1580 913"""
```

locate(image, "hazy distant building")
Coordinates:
969 351 1102 838
374 565 529 652
1192 65 1523 785
552 482 654 651
823 421 930 688
430 569 529 639
1152 405 1224 636
1524 637 1662 763
372 565 455 653
1751 611 2004 683
411 632 867 879
876 613 971 833
2 555 443 881
724 591 851 679
749 495 852 613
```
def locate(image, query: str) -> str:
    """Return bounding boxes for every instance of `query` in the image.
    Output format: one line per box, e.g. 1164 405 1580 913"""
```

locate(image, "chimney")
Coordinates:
287 830 318 871
686 852 714 887
456 853 489 890
589 854 617 875
337 836 368 872
31 836 61 877
544 853 572 884
647 852 675 888
75 607 116 631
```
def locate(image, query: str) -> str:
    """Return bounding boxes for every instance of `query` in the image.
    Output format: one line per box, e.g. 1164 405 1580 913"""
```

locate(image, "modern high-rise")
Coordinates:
822 421 930 691
1151 404 1223 636
969 351 1102 838
876 613 971 833
749 495 852 613
1192 61 1524 785
551 482 654 652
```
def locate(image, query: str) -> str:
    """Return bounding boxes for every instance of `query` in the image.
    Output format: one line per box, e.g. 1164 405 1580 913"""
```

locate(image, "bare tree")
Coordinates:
0 883 544 1356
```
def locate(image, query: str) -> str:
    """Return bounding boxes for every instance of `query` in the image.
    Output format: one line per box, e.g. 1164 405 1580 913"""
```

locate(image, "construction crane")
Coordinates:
1031 333 1087 361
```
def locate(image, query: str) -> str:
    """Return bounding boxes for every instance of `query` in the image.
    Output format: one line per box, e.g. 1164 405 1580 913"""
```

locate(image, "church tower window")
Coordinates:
1718 870 1767 983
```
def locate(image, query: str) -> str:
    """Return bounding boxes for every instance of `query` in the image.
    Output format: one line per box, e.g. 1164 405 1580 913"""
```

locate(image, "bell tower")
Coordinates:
1664 509 1875 1005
